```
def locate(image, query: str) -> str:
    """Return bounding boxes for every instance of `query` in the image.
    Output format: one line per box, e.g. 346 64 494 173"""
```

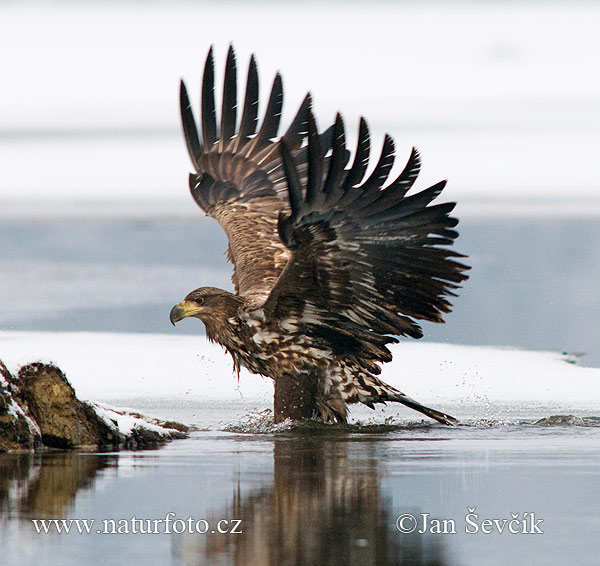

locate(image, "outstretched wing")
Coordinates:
181 46 327 301
264 113 470 362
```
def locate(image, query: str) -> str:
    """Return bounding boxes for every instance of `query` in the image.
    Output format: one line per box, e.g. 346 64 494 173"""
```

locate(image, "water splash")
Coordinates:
533 415 600 427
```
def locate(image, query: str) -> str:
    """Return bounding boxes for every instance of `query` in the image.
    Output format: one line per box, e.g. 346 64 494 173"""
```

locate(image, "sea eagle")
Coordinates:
170 46 469 425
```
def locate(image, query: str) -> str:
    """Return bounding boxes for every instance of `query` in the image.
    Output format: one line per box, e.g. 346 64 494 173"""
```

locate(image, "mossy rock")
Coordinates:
0 360 188 453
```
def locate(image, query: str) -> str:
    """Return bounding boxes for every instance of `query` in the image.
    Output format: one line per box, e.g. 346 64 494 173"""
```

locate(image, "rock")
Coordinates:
0 360 188 453
16 362 110 449
1 361 41 452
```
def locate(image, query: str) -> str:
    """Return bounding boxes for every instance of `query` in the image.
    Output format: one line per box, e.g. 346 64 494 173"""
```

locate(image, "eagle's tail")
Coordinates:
385 391 458 426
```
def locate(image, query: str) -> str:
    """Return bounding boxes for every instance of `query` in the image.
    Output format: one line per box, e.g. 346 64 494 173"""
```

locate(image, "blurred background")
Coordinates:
1 0 599 365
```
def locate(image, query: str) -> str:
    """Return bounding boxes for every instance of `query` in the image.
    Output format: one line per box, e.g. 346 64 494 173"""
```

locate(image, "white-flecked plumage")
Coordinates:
171 47 469 425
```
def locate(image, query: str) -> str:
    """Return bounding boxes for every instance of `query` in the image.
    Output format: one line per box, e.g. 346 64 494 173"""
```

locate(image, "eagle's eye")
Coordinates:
194 297 205 305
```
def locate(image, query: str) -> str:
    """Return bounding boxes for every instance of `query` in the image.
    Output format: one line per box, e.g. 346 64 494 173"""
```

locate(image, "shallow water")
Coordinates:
1 417 599 566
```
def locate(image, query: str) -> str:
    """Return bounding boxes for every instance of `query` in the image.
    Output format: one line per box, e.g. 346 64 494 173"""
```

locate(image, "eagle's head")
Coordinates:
169 287 243 330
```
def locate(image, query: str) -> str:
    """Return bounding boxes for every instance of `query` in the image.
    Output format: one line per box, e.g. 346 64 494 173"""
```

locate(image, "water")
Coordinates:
1 421 599 566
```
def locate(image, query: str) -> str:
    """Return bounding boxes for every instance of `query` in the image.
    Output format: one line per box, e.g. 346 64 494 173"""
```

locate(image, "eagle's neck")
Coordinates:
201 293 247 353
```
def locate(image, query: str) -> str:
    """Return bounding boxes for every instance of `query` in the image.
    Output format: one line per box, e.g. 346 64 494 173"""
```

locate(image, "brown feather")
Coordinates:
174 47 469 426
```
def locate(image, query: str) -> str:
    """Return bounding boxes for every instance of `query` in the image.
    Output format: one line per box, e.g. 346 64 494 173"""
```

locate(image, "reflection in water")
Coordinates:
0 438 449 565
179 436 447 566
0 452 116 518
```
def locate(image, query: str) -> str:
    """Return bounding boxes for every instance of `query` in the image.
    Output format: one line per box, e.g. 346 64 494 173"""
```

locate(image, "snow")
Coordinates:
1 331 598 427
2 1 600 215
91 402 180 438
0 331 262 404
0 367 41 437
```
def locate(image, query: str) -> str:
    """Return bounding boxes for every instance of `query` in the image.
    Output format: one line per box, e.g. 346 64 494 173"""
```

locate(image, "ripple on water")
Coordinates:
532 414 600 427
220 410 600 436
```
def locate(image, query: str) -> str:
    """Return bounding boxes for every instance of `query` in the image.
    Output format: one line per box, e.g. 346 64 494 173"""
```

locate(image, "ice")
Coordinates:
1 331 598 427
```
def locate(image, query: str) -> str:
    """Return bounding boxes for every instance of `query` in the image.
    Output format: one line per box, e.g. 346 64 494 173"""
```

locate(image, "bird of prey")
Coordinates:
170 46 469 425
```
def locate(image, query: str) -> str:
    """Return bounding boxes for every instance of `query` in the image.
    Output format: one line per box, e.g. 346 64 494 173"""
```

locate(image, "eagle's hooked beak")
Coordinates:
170 301 194 325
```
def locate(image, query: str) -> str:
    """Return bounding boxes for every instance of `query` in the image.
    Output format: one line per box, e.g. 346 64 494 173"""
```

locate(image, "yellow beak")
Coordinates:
169 301 199 325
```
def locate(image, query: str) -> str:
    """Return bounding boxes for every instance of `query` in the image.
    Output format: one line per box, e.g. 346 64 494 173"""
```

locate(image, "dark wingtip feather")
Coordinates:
432 179 448 195
281 92 312 151
392 180 449 219
317 123 336 154
345 116 371 188
305 112 324 206
305 91 313 109
388 146 422 192
220 45 238 147
323 113 347 195
359 133 395 191
333 112 345 142
257 72 284 147
280 139 303 219
238 54 259 141
201 46 218 147
179 79 202 171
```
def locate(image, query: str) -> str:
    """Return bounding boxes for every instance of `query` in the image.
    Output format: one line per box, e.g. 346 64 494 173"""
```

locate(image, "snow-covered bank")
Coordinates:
0 359 187 451
1 331 598 427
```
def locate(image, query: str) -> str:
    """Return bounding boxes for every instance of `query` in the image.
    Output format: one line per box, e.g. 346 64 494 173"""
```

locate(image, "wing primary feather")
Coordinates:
318 123 336 154
280 140 303 218
352 147 423 218
281 92 312 150
322 113 347 195
237 54 259 144
256 92 312 167
398 180 447 213
344 117 370 188
388 146 421 193
305 113 324 207
179 80 202 171
248 73 283 156
219 45 237 150
359 134 395 191
286 122 335 171
201 46 218 147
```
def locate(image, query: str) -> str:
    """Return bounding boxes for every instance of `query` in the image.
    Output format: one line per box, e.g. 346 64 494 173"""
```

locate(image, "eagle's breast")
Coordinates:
224 309 331 379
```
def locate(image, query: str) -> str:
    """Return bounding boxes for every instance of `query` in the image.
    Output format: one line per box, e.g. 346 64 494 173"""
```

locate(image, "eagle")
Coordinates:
170 46 469 425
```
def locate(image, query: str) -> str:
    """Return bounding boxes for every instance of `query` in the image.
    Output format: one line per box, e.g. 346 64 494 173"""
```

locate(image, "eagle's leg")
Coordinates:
273 373 318 423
